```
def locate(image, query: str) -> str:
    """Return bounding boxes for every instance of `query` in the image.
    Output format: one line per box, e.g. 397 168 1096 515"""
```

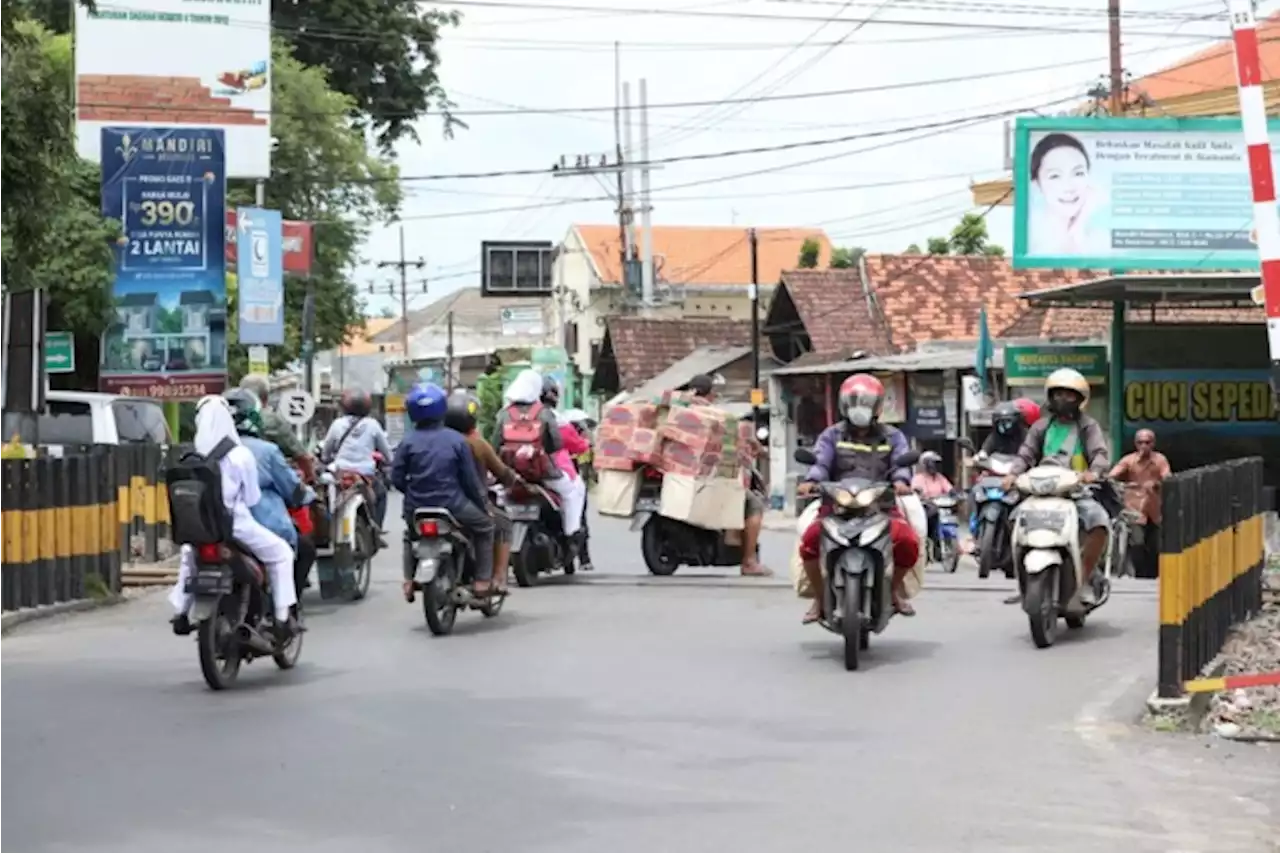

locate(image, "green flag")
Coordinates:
975 307 993 394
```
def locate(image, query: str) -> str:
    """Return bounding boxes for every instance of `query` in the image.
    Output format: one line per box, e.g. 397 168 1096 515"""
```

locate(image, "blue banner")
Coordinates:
1124 369 1280 436
99 127 227 399
236 207 284 346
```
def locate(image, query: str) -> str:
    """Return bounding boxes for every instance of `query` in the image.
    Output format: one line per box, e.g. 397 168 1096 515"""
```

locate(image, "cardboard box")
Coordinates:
658 473 746 530
596 469 642 516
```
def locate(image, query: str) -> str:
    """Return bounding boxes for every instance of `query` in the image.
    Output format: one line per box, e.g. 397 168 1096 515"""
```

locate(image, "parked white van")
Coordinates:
1 391 172 452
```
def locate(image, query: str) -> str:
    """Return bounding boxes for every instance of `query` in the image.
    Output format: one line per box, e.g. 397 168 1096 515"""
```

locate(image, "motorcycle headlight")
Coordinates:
822 517 851 546
832 488 857 509
855 486 884 507
857 519 889 545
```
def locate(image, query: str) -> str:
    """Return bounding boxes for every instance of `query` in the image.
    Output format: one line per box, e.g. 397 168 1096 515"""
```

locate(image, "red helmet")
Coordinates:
1012 397 1041 426
838 373 885 428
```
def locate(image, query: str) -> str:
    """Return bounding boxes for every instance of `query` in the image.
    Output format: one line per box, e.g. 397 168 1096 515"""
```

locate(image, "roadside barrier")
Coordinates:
1183 670 1280 694
1157 457 1266 699
1 447 121 611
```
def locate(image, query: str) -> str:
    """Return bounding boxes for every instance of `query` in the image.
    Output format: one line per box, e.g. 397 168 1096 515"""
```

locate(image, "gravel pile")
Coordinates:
1205 570 1280 741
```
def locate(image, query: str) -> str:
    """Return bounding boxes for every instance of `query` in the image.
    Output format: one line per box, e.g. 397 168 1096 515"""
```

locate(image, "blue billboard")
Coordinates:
235 207 285 346
1124 369 1280 436
99 127 227 398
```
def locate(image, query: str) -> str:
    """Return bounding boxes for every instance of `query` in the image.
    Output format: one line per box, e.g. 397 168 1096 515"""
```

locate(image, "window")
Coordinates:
113 400 171 443
1 401 94 445
481 241 553 295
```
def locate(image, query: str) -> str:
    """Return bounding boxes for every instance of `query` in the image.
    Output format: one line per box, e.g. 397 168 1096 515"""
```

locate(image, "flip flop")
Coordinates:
741 564 774 577
802 609 821 625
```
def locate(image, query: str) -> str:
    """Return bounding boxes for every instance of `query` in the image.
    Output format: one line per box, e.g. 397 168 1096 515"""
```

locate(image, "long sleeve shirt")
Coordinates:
391 424 486 515
242 435 303 548
803 423 912 485
322 415 393 476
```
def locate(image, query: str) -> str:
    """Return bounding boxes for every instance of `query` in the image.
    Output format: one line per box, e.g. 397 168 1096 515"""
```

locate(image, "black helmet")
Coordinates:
223 388 261 436
444 391 479 434
992 400 1020 436
341 388 371 418
688 373 714 398
540 374 560 406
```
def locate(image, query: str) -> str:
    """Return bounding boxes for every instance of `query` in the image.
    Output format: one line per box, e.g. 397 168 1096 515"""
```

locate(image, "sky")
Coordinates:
354 0 1280 316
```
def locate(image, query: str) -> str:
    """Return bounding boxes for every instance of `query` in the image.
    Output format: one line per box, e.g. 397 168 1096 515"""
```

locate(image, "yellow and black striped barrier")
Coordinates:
1157 457 1266 699
1 449 121 611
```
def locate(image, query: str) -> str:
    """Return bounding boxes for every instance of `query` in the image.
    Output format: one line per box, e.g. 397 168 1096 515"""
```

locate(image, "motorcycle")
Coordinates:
505 480 575 587
632 463 761 576
310 454 382 601
182 541 303 690
1010 464 1120 648
966 448 1021 580
927 494 961 574
793 447 920 671
409 506 504 635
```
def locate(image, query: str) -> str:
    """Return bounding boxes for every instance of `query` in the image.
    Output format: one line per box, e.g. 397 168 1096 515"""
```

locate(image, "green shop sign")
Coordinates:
1004 345 1108 386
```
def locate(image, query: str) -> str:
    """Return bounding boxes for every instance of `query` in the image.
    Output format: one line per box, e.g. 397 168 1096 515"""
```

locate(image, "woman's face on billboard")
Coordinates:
1035 144 1089 220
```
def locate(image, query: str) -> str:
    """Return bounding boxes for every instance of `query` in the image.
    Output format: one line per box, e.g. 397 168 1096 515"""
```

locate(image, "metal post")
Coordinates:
749 228 761 424
254 180 265 207
1109 300 1125 460
622 83 636 261
638 78 654 312
398 226 410 354
445 310 455 394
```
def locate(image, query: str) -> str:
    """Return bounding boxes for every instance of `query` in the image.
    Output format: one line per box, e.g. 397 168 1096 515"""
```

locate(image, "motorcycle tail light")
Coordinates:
196 543 227 563
643 467 663 480
417 520 440 537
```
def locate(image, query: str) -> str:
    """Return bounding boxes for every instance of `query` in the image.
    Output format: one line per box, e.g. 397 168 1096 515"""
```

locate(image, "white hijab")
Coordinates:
194 395 241 456
505 368 544 406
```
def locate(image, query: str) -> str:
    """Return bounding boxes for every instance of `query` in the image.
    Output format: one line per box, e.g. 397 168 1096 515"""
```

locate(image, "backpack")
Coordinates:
499 402 554 481
166 437 236 546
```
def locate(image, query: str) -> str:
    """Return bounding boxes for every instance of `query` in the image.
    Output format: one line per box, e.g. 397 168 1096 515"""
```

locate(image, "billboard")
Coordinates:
1124 369 1279 435
235 207 284 346
225 210 313 276
75 1 271 179
1013 117 1280 271
99 127 227 399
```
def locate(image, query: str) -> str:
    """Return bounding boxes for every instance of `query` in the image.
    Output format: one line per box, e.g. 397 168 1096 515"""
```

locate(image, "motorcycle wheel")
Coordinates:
422 559 459 636
641 517 679 576
1025 569 1058 649
479 593 505 619
345 519 374 602
842 579 863 671
273 609 305 669
940 537 960 574
977 521 999 579
197 606 241 690
512 537 539 588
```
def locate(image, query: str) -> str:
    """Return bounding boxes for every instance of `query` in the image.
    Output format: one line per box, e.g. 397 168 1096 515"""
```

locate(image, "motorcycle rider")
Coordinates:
168 395 300 640
541 381 595 572
321 388 393 539
224 389 317 596
445 391 520 594
238 374 317 482
912 450 956 546
1002 368 1112 605
797 373 921 623
393 382 496 601
979 398 1040 458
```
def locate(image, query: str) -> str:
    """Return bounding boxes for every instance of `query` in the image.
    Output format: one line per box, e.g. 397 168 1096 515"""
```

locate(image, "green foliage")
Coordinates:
273 0 461 152
905 243 922 254
476 371 505 440
921 214 1005 257
224 40 403 382
829 246 865 269
797 238 821 269
926 236 952 255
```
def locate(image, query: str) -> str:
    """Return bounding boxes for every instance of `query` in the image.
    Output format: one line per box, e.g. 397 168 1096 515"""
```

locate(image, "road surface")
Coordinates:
3 509 1277 853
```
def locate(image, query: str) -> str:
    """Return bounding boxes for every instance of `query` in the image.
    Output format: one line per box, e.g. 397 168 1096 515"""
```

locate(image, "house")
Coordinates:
590 317 759 398
367 286 552 356
179 290 214 333
117 292 158 334
554 224 830 382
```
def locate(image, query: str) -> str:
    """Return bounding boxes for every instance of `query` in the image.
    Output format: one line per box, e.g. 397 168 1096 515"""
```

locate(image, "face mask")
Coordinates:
847 406 873 428
995 421 1011 435
1049 394 1081 418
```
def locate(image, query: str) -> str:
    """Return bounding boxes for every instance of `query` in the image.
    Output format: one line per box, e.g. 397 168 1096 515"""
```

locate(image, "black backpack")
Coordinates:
166 437 236 546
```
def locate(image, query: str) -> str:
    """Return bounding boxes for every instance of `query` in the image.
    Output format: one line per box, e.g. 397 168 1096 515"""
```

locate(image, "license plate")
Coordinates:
508 504 539 521
415 540 451 557
986 488 1004 499
1022 509 1066 530
186 569 232 595
635 497 659 512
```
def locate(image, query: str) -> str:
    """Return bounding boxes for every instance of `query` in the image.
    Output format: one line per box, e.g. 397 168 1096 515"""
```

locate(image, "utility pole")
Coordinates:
445 310 455 393
1107 0 1124 115
638 77 654 314
748 228 761 426
376 224 425 356
614 41 630 271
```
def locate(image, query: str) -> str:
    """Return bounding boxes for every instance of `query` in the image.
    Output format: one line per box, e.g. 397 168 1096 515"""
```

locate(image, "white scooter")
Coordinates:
311 456 381 602
1010 464 1119 648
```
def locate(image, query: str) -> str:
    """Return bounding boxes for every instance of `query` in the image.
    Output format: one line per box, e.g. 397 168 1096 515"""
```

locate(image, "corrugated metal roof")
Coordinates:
625 345 752 399
772 347 1007 376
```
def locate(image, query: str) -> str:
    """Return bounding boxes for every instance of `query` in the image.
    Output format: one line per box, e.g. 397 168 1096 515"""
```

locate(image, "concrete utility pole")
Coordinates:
376 224 425 356
1107 0 1124 115
445 310 455 393
638 77 654 314
748 228 762 426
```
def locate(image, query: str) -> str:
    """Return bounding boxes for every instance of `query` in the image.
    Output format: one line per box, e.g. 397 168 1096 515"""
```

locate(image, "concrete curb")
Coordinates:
571 573 1158 594
1146 660 1226 732
1 594 127 636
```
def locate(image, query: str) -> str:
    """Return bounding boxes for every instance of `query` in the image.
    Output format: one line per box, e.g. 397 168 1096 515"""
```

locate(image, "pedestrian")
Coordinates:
1109 429 1171 579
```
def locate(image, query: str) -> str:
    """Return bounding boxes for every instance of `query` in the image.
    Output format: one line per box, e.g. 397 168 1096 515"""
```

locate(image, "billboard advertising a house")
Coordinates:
1013 116 1280 271
74 1 271 178
99 127 228 398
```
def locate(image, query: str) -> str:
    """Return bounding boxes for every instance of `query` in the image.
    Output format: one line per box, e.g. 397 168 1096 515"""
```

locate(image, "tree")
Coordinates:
223 39 403 380
273 0 461 152
920 213 1006 257
829 246 865 269
797 238 821 269
905 243 922 254
376 306 398 320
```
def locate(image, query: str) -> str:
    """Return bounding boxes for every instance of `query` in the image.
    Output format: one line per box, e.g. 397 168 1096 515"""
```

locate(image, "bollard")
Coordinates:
54 452 73 603
35 457 56 606
2 459 20 611
95 447 121 594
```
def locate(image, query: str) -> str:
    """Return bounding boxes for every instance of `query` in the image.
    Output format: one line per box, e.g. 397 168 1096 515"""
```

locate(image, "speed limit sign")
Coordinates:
277 389 316 425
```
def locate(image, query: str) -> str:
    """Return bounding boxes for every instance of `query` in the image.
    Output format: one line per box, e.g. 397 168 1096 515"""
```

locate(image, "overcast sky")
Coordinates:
353 0 1278 315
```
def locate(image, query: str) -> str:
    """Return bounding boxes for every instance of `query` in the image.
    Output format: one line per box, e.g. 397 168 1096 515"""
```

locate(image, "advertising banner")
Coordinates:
1124 369 1279 435
235 207 284 346
1013 116 1280 271
225 210 313 276
75 1 271 179
99 127 227 398
907 373 946 440
1004 345 1109 386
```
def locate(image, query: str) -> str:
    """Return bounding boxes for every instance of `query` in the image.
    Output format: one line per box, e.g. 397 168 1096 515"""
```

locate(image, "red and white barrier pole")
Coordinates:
1228 0 1280 396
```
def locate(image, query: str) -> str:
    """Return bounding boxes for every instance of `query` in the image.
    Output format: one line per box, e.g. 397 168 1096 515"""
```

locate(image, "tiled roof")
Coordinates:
774 269 895 356
602 317 754 388
574 224 830 287
370 287 545 343
1132 16 1280 104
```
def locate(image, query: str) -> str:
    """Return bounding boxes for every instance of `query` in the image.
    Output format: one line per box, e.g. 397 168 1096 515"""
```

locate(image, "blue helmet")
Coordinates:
406 382 448 424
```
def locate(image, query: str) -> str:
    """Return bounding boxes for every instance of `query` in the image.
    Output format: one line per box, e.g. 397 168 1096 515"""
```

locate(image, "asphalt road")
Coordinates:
3 505 1277 853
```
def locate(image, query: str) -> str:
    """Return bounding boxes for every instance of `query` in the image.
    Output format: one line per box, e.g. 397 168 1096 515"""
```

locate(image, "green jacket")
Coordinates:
260 408 307 460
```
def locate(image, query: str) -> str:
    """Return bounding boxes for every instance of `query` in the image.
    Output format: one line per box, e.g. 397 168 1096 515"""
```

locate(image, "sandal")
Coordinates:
741 562 774 577
802 606 822 625
893 597 917 617
402 581 415 603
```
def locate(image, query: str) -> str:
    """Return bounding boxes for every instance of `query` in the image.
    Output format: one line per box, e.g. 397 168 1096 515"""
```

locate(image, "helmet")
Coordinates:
540 374 561 406
238 373 270 402
920 450 942 471
406 382 448 424
991 400 1021 436
223 388 262 437
444 391 479 434
1012 397 1042 426
341 388 372 418
837 373 885 428
688 373 715 399
1045 368 1090 416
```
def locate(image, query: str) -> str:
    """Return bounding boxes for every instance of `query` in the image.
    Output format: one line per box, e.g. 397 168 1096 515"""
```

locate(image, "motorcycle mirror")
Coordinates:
755 426 769 441
957 437 975 453
794 448 817 465
896 451 921 468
